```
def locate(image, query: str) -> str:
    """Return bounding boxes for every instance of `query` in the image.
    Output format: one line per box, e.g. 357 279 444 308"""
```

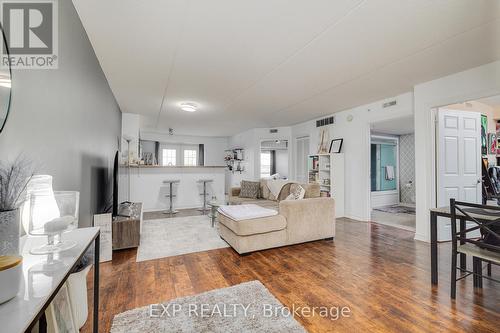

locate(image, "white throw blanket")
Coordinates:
218 204 278 221
266 179 293 198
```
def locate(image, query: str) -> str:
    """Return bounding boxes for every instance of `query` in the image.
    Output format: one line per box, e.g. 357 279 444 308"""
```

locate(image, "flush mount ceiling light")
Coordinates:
179 102 198 112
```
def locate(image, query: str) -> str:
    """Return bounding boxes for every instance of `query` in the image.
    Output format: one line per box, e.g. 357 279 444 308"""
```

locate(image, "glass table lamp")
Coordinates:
21 175 55 235
28 191 79 255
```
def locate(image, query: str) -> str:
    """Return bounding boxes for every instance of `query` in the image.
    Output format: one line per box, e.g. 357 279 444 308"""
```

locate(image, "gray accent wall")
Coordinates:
399 133 415 204
0 0 121 227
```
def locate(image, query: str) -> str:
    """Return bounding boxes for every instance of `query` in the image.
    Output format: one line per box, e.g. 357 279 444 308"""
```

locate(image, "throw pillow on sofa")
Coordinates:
239 180 260 199
285 184 305 200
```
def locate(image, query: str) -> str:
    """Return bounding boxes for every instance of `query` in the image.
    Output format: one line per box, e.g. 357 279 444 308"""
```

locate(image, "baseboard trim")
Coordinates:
143 205 204 213
344 214 370 222
414 233 429 243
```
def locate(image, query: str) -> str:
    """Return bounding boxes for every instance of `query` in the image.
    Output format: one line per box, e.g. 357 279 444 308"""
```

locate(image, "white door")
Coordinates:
295 136 309 183
437 109 482 240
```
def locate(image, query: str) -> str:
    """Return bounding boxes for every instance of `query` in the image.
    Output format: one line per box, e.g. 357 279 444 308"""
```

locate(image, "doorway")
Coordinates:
434 96 500 240
260 139 289 179
370 116 416 231
295 136 309 183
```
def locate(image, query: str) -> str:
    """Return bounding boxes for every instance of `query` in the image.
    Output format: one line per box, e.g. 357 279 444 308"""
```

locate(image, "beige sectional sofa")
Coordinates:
228 180 320 207
218 181 335 254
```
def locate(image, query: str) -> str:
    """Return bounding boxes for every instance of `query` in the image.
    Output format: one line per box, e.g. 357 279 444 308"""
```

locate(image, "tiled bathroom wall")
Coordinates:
399 134 415 203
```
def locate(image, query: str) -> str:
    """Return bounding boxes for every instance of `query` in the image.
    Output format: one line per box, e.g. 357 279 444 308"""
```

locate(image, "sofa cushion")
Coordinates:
277 183 292 201
239 180 260 199
259 179 270 199
286 184 306 200
218 204 278 221
303 183 320 198
218 213 287 236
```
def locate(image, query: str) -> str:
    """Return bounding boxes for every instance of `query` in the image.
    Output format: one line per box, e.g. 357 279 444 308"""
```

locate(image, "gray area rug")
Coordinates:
136 215 229 262
110 280 307 333
373 204 415 215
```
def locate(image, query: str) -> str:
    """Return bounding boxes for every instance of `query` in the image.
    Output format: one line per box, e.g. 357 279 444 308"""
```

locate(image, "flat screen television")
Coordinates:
112 150 119 217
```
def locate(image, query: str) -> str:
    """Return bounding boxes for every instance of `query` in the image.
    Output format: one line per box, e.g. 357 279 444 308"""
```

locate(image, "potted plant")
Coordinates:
0 157 34 255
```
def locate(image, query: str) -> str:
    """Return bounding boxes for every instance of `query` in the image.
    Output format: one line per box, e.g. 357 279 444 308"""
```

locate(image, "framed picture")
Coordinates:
481 114 487 155
317 128 329 154
489 133 497 154
46 282 77 333
329 139 343 153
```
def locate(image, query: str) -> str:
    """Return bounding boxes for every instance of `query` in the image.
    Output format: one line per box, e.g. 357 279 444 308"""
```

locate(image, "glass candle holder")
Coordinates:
28 191 79 255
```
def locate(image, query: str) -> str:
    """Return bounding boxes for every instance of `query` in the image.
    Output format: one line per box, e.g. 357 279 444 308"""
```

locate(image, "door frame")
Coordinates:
370 134 400 208
420 95 500 242
434 107 482 240
259 138 291 179
294 135 310 182
366 117 413 221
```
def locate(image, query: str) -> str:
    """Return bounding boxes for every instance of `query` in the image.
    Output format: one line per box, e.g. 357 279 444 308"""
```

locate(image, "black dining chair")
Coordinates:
450 199 500 299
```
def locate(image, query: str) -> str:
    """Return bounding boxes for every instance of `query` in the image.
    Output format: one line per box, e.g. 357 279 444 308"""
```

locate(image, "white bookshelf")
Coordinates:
308 153 345 217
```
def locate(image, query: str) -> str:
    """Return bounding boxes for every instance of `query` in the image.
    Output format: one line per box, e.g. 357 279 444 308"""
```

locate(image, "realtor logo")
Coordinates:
0 0 58 69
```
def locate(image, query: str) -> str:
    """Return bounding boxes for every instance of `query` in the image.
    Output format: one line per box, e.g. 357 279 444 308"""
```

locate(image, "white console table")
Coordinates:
0 227 100 333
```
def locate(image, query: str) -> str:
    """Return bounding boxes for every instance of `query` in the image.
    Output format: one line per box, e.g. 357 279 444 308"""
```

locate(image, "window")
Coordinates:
260 151 271 178
184 149 197 166
162 149 176 166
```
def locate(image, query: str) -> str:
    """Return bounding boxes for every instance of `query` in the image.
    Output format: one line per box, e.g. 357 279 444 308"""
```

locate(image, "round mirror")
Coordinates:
0 27 12 134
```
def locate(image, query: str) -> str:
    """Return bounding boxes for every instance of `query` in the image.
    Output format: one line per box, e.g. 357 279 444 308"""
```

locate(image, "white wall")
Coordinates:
121 113 140 162
227 127 292 187
290 92 414 221
414 60 500 242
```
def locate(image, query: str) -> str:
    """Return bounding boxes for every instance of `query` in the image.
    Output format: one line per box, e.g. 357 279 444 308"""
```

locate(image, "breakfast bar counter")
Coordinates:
119 166 226 212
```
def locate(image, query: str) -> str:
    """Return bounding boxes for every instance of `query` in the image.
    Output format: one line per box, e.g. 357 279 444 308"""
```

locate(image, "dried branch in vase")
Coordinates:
0 156 35 212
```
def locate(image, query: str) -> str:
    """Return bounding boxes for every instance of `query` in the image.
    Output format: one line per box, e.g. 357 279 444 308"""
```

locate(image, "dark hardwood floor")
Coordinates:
82 216 499 333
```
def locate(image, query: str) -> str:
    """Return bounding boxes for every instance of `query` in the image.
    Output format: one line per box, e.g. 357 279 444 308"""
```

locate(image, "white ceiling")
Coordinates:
478 94 500 109
371 115 414 135
73 0 500 136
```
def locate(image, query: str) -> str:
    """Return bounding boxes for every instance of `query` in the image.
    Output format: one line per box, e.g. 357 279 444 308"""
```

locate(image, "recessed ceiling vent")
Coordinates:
316 116 335 127
383 100 397 108
269 129 278 133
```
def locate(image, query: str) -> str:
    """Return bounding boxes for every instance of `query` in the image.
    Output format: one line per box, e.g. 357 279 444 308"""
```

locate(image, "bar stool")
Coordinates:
197 179 213 214
163 179 180 215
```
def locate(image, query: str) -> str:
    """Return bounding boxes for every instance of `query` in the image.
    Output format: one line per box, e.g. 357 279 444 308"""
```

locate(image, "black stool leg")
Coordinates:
451 252 457 299
473 257 479 287
487 261 492 276
477 258 483 288
203 181 207 211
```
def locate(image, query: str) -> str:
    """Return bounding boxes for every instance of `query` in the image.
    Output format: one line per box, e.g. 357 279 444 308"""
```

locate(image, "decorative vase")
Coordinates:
0 209 20 256
67 265 92 329
0 255 22 304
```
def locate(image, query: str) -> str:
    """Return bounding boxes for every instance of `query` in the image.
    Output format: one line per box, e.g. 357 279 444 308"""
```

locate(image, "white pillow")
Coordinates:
285 184 305 200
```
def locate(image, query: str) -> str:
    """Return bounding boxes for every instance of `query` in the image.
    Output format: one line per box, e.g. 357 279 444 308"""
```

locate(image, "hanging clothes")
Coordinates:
385 165 395 180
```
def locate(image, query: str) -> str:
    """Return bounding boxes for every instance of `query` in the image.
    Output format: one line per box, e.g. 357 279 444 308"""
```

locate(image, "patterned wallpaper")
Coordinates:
399 134 415 203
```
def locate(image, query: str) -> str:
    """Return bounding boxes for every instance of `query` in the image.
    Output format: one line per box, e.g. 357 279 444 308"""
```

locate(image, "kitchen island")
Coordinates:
119 165 226 212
